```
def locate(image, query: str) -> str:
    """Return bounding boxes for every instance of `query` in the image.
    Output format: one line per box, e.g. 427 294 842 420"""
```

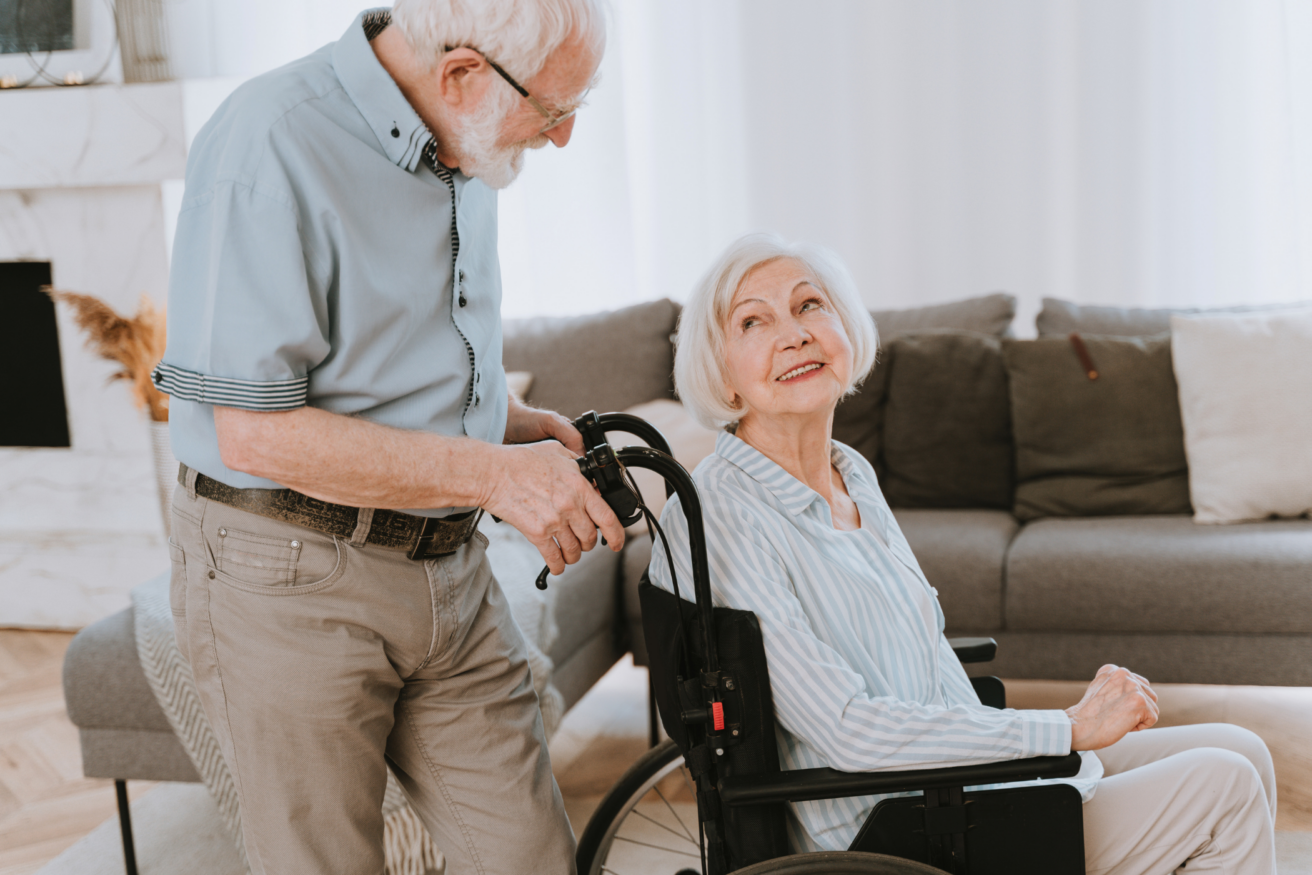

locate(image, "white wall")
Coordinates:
156 0 1312 328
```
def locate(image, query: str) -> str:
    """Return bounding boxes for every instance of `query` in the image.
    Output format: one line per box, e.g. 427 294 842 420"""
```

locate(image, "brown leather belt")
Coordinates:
179 465 482 560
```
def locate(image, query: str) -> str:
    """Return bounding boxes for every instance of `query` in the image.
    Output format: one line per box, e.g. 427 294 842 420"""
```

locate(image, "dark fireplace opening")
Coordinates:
1 261 71 448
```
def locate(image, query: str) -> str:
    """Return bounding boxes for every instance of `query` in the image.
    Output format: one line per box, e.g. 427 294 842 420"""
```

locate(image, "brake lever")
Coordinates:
535 438 644 590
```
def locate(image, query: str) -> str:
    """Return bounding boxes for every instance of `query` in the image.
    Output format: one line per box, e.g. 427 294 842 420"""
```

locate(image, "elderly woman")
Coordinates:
648 233 1277 874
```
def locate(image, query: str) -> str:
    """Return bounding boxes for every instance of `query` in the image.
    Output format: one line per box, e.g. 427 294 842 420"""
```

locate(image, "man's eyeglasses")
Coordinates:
448 46 580 135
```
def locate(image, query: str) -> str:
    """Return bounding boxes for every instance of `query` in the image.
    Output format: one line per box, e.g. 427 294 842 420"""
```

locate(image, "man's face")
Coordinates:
451 35 599 189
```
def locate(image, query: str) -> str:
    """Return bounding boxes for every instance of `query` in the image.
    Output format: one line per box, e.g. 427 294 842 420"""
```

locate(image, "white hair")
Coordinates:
674 232 879 431
391 0 606 82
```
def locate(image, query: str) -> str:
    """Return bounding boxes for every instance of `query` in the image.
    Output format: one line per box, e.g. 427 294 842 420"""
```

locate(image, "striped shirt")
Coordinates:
648 430 1103 851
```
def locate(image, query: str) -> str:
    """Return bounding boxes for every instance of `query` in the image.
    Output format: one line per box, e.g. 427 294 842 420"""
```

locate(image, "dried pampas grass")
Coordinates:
47 288 170 422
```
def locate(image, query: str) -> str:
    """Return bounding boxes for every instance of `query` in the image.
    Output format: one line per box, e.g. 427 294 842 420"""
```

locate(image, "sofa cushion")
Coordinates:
1036 297 1312 337
834 293 1017 475
1171 309 1312 524
1004 334 1191 520
1006 515 1312 635
502 298 680 418
892 509 1018 632
873 292 1017 339
881 332 1013 509
63 607 172 733
831 360 890 477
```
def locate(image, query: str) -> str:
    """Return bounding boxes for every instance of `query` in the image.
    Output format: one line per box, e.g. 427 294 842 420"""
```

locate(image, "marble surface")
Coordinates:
0 82 186 190
0 82 188 628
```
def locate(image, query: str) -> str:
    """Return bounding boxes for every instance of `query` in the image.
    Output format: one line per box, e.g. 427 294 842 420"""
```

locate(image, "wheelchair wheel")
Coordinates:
577 741 950 875
576 738 701 875
731 852 948 874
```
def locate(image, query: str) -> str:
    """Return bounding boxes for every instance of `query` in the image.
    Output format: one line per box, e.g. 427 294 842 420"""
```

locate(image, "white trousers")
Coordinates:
1084 723 1277 875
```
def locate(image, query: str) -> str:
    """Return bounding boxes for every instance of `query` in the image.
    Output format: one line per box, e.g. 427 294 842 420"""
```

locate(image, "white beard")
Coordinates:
451 87 549 190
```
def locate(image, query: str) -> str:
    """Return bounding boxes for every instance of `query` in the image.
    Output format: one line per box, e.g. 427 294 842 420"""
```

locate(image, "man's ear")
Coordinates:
436 47 489 109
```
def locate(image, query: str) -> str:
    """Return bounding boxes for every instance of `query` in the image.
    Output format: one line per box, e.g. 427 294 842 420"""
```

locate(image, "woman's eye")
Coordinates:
741 317 758 330
800 298 823 312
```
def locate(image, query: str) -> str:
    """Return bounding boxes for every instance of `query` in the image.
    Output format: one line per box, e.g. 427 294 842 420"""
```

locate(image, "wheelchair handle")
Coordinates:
544 410 720 674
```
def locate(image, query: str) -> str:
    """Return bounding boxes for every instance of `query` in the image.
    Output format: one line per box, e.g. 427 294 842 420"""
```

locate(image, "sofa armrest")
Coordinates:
717 753 1082 807
949 637 997 664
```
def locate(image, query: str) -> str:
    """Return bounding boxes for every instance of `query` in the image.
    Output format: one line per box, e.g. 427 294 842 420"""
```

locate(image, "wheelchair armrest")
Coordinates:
948 637 997 664
717 752 1083 807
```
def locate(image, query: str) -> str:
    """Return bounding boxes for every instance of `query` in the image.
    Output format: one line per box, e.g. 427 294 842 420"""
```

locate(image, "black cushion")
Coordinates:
833 294 1017 476
1003 334 1191 520
881 331 1013 509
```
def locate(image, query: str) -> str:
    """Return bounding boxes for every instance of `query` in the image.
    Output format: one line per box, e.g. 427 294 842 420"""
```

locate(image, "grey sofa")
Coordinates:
64 294 1312 828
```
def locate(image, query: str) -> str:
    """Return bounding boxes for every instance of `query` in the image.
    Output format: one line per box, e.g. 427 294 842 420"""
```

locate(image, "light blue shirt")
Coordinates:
154 11 507 515
648 431 1102 852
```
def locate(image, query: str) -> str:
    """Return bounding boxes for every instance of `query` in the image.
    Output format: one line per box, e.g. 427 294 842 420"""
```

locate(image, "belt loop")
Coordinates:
183 464 199 500
350 508 375 547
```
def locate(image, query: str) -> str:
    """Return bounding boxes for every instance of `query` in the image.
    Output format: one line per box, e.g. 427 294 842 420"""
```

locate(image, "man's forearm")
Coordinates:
214 405 497 510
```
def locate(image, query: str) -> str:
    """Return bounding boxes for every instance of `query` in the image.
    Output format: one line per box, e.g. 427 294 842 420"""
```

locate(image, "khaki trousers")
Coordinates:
168 482 576 875
1084 723 1277 874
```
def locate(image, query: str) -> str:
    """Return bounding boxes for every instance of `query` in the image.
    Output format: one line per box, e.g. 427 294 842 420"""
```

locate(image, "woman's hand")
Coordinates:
1066 665 1160 751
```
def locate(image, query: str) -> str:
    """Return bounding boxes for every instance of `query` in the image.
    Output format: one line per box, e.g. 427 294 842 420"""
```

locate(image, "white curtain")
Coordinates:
502 0 1312 331
162 0 1312 328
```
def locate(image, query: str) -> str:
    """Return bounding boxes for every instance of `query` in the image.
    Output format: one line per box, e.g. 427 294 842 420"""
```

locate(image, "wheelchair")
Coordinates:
563 412 1087 875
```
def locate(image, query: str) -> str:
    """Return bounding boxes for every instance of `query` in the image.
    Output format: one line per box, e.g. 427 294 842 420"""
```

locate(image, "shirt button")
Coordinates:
474 393 481 406
475 371 481 383
458 269 466 282
458 294 467 307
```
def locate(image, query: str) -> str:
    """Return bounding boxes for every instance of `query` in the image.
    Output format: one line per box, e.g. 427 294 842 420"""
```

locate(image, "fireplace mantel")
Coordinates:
0 79 238 628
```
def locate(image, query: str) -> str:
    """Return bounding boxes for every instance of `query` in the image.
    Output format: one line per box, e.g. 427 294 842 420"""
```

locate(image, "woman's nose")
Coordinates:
777 318 810 348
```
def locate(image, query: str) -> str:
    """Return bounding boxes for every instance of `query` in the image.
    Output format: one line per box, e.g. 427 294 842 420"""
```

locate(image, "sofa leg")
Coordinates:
647 669 660 748
115 780 139 875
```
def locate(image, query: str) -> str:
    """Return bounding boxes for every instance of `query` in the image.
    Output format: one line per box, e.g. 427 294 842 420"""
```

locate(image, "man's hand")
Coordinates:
481 440 625 574
504 396 585 455
1066 664 1160 751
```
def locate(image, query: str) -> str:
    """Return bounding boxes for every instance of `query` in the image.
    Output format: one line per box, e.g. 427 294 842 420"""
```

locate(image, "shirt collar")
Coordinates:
714 430 834 516
332 9 434 172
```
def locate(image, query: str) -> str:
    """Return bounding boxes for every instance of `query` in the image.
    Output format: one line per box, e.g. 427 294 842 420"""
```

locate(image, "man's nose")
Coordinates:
546 116 576 147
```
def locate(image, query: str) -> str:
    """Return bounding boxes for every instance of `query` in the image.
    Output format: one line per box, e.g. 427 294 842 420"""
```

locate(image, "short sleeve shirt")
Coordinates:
154 9 507 516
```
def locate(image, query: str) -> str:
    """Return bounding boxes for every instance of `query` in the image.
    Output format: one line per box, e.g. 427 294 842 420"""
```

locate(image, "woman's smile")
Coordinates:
776 361 827 382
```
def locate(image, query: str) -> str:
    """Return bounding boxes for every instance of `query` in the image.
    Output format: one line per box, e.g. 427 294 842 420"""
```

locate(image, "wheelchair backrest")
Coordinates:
639 574 792 867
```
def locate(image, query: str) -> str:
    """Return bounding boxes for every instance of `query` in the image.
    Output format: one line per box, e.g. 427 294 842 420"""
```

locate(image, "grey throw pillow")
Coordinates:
1036 297 1312 337
1003 334 1191 520
881 331 1013 509
503 299 680 418
833 293 1017 475
832 360 890 476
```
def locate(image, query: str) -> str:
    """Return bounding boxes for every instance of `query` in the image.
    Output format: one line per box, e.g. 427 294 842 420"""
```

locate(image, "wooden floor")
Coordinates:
2 630 1310 874
0 631 152 875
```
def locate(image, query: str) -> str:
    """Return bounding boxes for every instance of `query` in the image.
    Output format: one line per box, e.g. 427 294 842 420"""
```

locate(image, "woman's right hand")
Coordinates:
1066 665 1160 751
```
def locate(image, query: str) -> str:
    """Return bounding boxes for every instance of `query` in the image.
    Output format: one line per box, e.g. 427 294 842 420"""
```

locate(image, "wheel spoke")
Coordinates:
630 806 699 846
612 835 703 860
653 784 699 844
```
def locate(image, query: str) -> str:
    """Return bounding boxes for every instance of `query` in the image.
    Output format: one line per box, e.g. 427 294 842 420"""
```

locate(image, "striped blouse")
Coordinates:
647 430 1103 852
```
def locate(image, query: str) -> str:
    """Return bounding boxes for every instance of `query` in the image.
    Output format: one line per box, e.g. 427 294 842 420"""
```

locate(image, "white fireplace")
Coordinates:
0 78 237 628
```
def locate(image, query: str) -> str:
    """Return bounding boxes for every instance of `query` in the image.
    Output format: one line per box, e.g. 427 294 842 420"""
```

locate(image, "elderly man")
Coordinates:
152 2 617 872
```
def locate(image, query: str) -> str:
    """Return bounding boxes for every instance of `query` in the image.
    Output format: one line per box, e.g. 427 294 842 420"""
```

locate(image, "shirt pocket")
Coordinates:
215 527 300 586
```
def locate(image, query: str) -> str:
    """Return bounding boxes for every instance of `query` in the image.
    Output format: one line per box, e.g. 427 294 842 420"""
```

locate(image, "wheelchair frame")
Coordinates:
570 413 1087 875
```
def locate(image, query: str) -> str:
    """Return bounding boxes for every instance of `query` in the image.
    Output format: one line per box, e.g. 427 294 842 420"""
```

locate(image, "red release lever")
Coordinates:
712 701 725 731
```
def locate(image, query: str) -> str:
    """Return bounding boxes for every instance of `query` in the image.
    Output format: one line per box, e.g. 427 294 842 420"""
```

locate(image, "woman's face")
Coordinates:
722 258 854 429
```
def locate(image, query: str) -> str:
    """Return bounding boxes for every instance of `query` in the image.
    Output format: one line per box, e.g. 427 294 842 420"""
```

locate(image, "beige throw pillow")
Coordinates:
1171 309 1312 524
614 399 720 524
